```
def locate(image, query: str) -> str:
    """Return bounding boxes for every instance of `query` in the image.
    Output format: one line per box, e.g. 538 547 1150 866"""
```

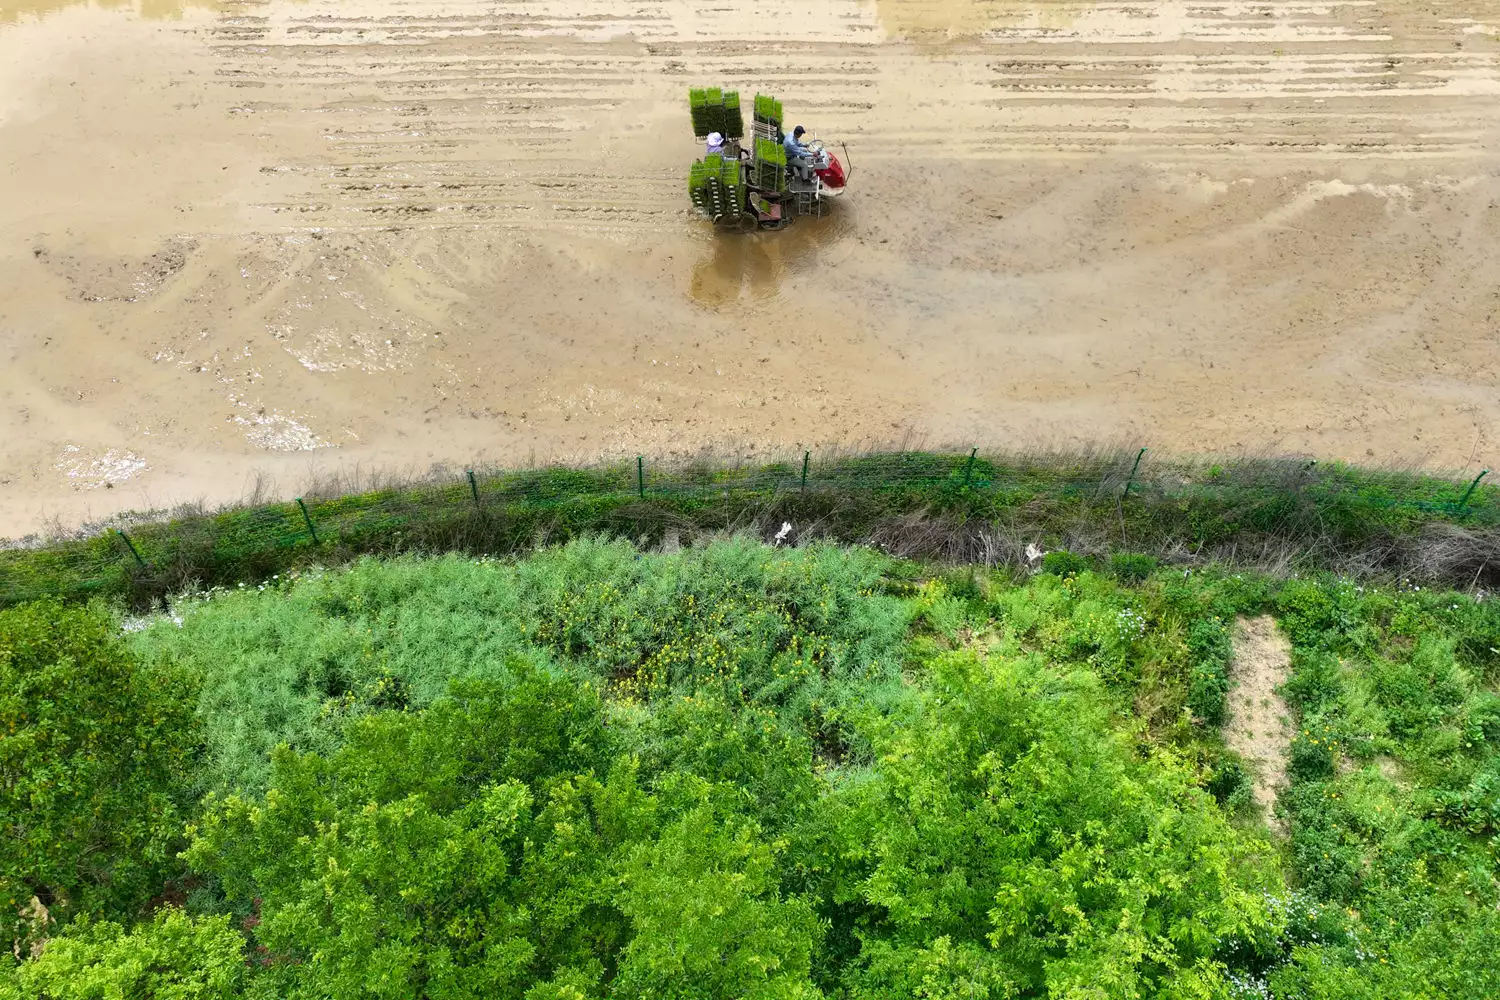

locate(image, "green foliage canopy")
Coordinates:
0 601 199 950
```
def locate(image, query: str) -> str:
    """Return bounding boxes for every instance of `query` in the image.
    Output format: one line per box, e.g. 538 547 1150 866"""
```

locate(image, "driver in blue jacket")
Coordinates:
786 125 810 163
783 125 813 180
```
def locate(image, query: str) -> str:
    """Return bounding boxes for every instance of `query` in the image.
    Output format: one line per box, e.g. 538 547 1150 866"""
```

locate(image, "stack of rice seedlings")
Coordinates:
752 137 787 191
719 155 742 216
722 90 744 140
704 86 724 137
752 93 782 142
688 159 713 216
689 86 747 141
689 88 714 138
702 153 729 218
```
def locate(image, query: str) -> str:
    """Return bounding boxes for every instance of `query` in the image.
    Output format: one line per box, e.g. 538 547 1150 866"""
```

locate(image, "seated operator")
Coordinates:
783 125 813 179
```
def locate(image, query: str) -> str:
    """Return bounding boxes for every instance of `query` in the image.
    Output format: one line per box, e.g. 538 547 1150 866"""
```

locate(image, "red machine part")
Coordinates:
815 152 846 189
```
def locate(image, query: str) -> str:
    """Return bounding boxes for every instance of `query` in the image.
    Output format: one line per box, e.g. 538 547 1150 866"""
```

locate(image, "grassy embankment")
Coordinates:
2 450 1496 610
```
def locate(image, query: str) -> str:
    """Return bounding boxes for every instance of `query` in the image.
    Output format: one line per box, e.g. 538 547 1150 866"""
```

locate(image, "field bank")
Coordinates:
3 0 1500 535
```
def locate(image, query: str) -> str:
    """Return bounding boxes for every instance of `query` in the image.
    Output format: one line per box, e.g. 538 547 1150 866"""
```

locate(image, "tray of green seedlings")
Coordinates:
754 93 783 126
722 89 744 140
701 153 727 218
719 156 742 217
752 93 782 142
688 159 713 215
705 86 725 137
753 137 787 191
689 88 712 138
690 87 727 138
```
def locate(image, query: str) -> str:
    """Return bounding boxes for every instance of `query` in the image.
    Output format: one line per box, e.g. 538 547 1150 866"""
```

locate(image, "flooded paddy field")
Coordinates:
2 0 1499 534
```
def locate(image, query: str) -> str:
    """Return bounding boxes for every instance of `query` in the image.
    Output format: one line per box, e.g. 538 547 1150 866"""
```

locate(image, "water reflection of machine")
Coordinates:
687 87 849 231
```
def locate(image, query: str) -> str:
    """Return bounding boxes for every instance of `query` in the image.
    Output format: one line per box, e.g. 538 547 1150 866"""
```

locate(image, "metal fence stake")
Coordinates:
1457 469 1489 513
637 456 645 499
296 498 320 544
962 448 978 487
467 469 481 509
801 451 810 492
116 530 147 568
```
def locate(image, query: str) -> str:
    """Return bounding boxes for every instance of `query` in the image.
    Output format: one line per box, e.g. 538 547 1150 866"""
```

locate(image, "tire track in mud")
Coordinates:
206 0 1500 236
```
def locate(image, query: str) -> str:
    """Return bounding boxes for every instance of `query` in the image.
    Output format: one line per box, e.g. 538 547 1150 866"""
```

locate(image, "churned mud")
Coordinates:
3 0 1500 534
1227 615 1294 830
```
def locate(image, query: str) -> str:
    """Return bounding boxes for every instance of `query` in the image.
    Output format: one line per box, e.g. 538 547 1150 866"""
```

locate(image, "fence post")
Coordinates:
962 448 978 487
801 451 810 492
637 456 645 499
1123 447 1147 495
1457 469 1489 514
467 469 481 509
295 498 320 545
115 530 147 568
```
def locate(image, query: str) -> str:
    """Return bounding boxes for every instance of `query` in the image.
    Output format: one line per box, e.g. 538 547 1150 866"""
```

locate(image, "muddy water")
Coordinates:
2 0 1499 536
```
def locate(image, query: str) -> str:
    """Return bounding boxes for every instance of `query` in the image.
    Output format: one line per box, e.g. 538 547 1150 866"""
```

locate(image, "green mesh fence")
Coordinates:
0 451 1493 607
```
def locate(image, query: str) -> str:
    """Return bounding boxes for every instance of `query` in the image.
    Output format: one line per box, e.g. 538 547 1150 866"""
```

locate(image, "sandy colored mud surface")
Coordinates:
3 0 1500 535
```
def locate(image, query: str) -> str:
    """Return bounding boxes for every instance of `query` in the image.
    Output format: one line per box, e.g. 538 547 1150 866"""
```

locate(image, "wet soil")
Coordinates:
3 0 1500 535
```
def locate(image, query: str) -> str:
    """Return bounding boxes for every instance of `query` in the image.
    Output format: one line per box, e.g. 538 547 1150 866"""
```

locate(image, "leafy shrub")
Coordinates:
1427 760 1500 835
1367 636 1466 740
1281 648 1344 713
1272 579 1500 998
1288 721 1339 782
0 601 200 948
1039 549 1089 578
131 539 912 793
1108 552 1158 583
830 651 1280 998
1463 692 1500 747
185 670 615 1000
0 910 243 1000
1275 578 1367 651
1205 750 1254 813
1281 782 1364 902
1185 616 1233 726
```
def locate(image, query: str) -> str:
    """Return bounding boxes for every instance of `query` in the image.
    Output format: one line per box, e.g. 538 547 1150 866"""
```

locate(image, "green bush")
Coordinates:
1288 721 1339 782
0 601 200 949
1108 552 1158 583
1281 648 1345 713
1205 750 1254 813
1039 549 1090 578
831 651 1280 998
0 909 243 1000
1185 616 1233 726
129 539 911 793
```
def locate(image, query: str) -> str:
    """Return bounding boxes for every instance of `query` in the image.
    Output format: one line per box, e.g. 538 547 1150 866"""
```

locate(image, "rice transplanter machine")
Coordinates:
687 88 848 231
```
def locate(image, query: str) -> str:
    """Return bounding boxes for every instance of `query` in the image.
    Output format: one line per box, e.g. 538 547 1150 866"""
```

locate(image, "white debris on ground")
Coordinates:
232 410 333 451
54 445 148 489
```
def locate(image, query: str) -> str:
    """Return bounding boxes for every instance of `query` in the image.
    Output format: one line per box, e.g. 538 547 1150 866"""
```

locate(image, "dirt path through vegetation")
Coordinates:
1226 616 1293 831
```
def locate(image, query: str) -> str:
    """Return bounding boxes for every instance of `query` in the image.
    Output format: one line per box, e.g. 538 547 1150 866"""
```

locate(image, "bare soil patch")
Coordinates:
1226 615 1293 831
